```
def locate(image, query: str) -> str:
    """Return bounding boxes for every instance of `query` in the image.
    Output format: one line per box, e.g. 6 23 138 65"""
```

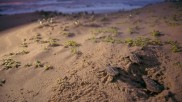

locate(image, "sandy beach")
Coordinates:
0 2 182 102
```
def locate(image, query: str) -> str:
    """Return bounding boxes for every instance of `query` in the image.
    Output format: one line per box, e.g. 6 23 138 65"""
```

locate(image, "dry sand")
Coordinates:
0 2 182 102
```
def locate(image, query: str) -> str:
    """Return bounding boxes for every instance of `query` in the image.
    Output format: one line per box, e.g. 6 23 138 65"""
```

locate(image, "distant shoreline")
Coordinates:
0 0 163 15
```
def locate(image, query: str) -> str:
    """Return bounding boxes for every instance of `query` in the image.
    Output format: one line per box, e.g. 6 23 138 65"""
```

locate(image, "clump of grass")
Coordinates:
24 63 32 68
165 40 181 53
134 37 150 47
71 48 82 55
65 40 79 47
21 41 28 47
92 27 119 36
127 27 135 34
62 26 69 31
30 33 42 43
124 37 151 47
48 38 60 47
0 79 6 86
91 29 103 35
151 30 161 37
7 50 30 56
124 38 134 46
34 60 44 68
104 36 116 43
171 44 181 53
150 38 162 45
1 58 21 69
173 62 182 68
100 16 108 21
61 31 74 37
16 50 30 55
8 52 15 56
35 33 42 42
88 36 97 43
106 27 119 36
20 38 28 47
44 65 53 70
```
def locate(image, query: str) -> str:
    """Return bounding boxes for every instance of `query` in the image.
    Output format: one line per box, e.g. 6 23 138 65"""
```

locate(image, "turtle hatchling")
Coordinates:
142 75 163 93
105 67 120 76
129 53 141 64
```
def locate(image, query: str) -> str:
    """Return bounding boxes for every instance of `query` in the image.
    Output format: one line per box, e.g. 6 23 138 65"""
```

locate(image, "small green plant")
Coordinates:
165 40 181 53
104 36 115 43
34 60 44 68
173 62 182 68
0 79 6 86
124 38 134 46
30 33 42 43
128 27 135 34
62 31 74 37
21 42 28 47
48 38 60 47
44 65 53 70
124 37 151 47
106 27 119 36
92 27 119 36
92 29 105 35
71 48 82 55
65 41 79 47
150 38 162 45
24 63 32 67
151 30 161 37
171 44 181 53
62 26 69 31
1 58 21 69
17 50 30 55
9 52 15 56
88 36 97 42
7 50 29 56
134 37 150 47
100 16 108 21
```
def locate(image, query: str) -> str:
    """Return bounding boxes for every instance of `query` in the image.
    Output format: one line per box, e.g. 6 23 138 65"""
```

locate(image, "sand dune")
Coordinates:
0 2 182 102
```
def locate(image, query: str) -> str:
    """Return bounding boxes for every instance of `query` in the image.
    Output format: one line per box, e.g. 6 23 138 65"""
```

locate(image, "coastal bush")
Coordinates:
65 41 79 47
34 60 44 68
173 62 182 68
62 31 74 37
71 48 82 55
48 38 60 47
21 39 28 47
92 27 119 36
104 36 115 43
44 65 53 70
128 27 135 34
165 40 181 52
1 58 21 69
151 30 161 37
24 63 32 68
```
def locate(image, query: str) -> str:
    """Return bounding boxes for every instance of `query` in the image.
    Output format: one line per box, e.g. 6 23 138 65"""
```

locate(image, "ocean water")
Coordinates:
0 0 163 15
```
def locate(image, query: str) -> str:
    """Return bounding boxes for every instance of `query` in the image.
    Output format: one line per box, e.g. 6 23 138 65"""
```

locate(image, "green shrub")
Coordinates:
1 58 21 69
65 41 79 47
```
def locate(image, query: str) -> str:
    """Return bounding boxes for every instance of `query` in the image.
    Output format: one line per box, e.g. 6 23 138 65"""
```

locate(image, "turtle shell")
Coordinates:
142 75 163 93
105 67 120 76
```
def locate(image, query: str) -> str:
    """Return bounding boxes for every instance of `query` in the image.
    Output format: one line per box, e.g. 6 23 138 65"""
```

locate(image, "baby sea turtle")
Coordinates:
104 67 120 83
129 53 141 64
105 67 120 76
142 75 163 93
